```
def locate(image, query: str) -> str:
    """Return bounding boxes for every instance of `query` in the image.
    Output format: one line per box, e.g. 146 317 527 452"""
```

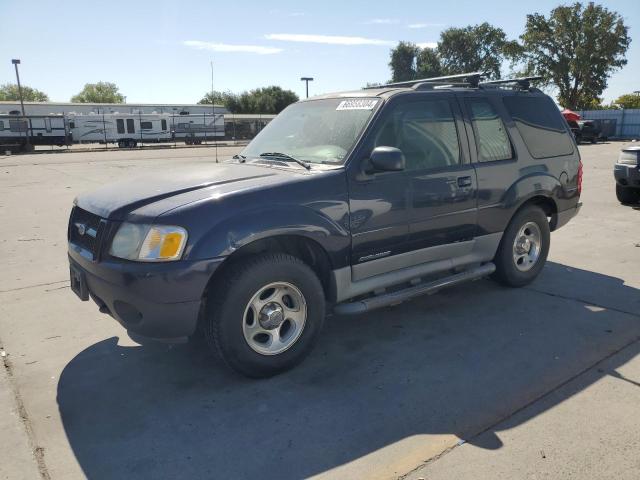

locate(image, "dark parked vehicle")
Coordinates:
614 146 640 204
68 73 582 377
568 119 602 144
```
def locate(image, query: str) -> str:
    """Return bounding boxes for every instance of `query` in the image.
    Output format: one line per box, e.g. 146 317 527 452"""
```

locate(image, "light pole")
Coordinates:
300 77 314 98
12 59 31 150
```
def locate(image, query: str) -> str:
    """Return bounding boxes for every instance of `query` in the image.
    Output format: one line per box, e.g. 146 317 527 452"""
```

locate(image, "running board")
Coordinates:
333 263 496 315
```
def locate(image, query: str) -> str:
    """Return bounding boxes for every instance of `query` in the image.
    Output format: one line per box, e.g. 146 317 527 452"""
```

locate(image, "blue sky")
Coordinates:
1 0 638 105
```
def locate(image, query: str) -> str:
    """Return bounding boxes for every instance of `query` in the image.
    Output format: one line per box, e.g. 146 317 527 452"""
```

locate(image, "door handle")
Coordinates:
457 176 472 188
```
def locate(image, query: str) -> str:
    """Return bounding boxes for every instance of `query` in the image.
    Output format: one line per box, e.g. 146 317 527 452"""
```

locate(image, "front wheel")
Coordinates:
492 206 550 287
616 184 640 204
204 253 325 378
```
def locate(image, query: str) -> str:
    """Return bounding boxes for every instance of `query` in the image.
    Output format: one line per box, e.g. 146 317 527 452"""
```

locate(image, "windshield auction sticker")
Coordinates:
336 99 379 111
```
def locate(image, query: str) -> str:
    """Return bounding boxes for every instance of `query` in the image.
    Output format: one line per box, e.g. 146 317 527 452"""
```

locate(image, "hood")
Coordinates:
75 162 303 220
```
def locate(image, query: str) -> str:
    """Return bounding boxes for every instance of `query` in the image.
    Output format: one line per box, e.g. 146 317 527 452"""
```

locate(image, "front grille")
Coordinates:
68 207 106 259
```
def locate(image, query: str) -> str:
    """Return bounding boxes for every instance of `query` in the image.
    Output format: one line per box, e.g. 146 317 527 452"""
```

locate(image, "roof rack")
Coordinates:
364 72 486 90
480 76 543 90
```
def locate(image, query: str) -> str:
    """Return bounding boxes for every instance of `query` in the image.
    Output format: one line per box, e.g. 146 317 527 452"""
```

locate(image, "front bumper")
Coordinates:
68 247 223 341
614 163 640 188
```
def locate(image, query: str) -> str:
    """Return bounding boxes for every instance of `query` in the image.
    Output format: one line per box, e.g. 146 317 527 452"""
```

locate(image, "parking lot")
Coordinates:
1 142 639 479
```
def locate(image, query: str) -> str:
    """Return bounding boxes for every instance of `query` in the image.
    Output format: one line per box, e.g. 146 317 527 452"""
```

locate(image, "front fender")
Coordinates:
189 204 351 267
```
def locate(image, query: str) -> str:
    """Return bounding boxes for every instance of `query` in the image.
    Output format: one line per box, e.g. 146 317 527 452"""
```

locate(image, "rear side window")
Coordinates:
504 96 574 158
161 119 167 130
140 121 153 130
116 119 125 134
126 118 135 134
467 98 512 162
373 99 460 171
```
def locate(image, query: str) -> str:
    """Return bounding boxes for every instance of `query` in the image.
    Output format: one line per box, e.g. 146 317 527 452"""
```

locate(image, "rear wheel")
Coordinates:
616 184 640 204
492 206 550 287
204 253 325 378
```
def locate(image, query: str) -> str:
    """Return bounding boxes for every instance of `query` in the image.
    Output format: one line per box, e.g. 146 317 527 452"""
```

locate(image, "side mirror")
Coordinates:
369 146 405 172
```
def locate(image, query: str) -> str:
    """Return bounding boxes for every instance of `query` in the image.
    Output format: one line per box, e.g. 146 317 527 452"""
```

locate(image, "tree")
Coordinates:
71 82 125 103
199 86 298 114
416 47 443 78
0 83 49 102
613 93 640 110
387 23 513 83
519 2 630 110
438 23 512 79
199 90 239 110
389 41 419 82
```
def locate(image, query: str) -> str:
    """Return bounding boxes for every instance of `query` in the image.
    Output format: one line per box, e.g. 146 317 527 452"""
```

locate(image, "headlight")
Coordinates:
109 223 188 262
619 149 639 166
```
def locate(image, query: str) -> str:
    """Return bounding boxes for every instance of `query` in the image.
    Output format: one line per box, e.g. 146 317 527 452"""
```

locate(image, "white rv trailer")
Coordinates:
69 113 171 147
170 113 225 144
0 114 70 151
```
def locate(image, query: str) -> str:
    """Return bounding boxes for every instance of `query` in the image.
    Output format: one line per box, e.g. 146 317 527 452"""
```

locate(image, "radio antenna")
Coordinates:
211 60 218 163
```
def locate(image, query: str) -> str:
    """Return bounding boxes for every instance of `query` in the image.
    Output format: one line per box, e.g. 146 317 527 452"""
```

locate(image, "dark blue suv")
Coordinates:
68 73 582 377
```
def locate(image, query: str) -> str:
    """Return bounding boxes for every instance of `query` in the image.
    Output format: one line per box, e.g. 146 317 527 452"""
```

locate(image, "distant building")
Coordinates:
0 101 227 116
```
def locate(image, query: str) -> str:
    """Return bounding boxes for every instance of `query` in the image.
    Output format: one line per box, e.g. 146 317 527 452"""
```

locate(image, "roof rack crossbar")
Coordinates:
414 82 472 90
480 76 543 89
364 72 486 90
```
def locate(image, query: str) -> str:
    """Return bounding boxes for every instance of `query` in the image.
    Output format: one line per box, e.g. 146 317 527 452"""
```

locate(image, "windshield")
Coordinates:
241 98 380 165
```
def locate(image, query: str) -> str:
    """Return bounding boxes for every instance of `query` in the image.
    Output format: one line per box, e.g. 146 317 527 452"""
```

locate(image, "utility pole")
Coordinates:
300 77 314 98
12 59 31 151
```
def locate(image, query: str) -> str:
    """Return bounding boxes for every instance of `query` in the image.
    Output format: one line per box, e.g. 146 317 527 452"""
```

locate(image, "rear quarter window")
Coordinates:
503 96 574 159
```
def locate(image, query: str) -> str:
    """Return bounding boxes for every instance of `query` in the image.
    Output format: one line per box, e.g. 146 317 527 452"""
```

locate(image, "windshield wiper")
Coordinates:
232 154 247 163
258 152 311 170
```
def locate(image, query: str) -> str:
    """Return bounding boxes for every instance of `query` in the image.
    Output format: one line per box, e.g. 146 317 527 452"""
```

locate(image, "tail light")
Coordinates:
577 160 583 195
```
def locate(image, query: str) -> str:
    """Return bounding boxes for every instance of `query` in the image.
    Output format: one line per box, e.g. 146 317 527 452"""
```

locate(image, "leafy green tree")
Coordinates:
518 2 630 110
613 93 640 109
71 82 125 103
438 23 512 79
416 48 443 78
0 83 49 102
199 86 298 114
198 90 239 109
389 41 419 82
388 23 512 83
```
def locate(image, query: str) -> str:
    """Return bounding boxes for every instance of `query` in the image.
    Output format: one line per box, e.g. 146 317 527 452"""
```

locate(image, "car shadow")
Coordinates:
56 262 640 479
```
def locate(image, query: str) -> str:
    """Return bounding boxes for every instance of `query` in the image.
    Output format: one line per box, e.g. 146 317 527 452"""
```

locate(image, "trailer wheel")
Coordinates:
118 140 125 148
128 139 137 148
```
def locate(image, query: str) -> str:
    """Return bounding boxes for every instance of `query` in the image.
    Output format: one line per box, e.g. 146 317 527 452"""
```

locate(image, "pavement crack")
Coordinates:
523 286 640 319
0 280 69 294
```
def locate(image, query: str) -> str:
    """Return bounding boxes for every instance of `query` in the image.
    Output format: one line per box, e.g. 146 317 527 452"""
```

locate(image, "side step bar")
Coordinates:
333 262 496 315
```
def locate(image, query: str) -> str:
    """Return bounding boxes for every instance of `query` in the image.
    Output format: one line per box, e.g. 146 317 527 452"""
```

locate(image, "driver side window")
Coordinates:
373 99 460 171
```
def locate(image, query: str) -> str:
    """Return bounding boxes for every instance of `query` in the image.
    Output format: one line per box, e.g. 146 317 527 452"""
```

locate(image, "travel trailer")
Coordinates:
171 113 225 144
69 113 171 147
0 114 70 151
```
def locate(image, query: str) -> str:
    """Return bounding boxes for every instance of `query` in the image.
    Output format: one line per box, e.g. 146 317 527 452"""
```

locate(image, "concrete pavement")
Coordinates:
0 142 638 479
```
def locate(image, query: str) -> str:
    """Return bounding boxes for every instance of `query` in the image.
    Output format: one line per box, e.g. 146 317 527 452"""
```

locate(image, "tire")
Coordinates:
204 253 325 378
616 184 640 204
118 140 125 148
492 206 550 287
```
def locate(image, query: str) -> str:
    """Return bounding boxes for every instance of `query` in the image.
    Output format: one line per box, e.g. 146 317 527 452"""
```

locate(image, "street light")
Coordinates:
300 77 314 98
12 59 31 150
